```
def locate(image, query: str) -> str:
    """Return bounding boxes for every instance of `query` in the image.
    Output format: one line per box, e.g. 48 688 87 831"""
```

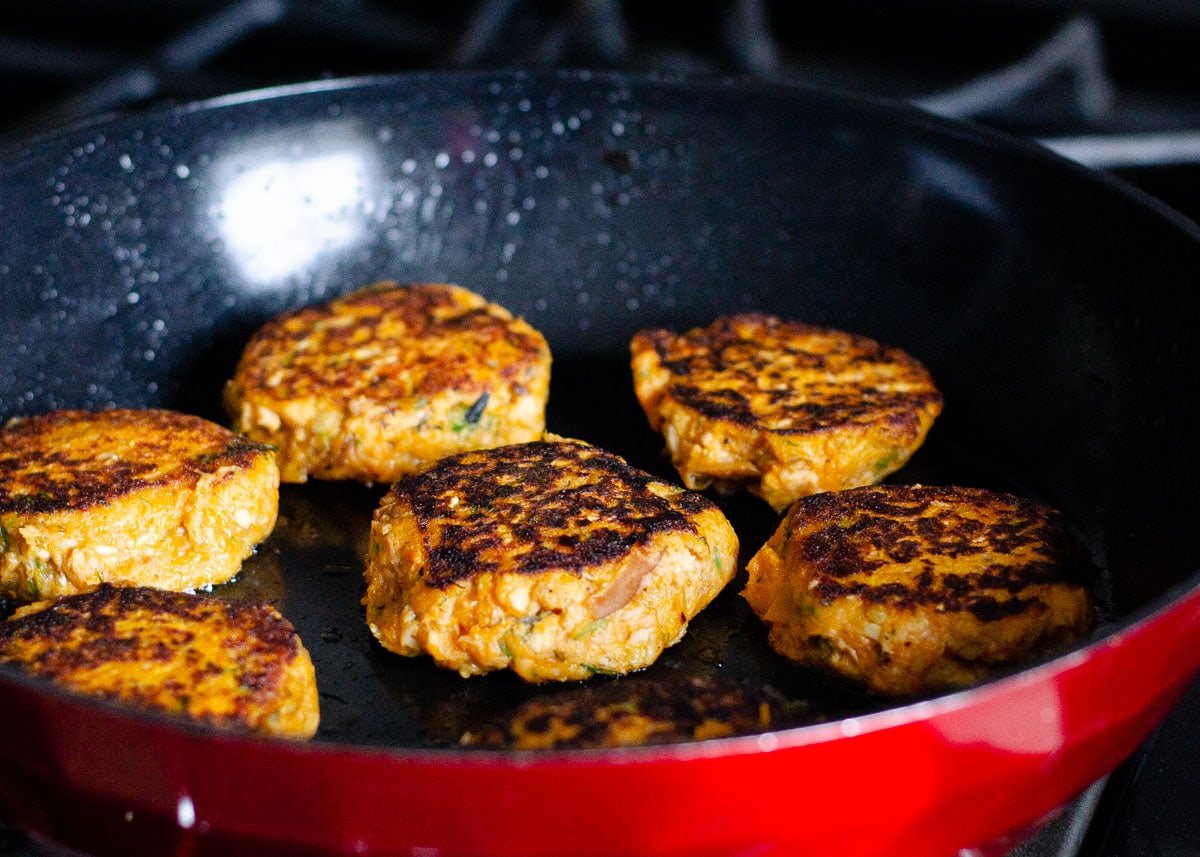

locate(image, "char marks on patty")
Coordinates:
364 438 739 681
225 282 552 483
0 584 318 738
234 283 544 404
462 674 786 749
742 483 1093 696
0 410 272 515
639 315 941 434
630 314 942 511
395 440 713 587
794 485 1080 619
0 409 279 600
1 584 297 678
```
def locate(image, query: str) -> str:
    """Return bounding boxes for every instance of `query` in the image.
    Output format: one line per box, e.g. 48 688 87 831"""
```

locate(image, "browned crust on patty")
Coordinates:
224 282 552 483
631 315 943 510
230 283 547 405
0 410 273 515
365 438 739 681
791 485 1082 621
637 315 942 435
461 674 784 749
391 439 714 588
742 483 1093 696
0 585 318 738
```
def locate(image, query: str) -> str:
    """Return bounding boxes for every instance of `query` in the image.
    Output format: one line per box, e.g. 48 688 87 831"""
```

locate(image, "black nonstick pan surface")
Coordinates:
1 70 1200 856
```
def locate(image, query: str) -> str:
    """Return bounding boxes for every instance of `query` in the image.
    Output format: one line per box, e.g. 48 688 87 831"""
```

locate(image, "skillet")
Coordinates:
1 70 1199 856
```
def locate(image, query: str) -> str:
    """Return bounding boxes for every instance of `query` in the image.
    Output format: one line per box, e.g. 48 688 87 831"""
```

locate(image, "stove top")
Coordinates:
1 4 1198 856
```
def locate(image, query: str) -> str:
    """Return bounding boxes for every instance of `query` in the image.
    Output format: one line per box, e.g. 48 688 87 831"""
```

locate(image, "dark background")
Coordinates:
1 2 1198 855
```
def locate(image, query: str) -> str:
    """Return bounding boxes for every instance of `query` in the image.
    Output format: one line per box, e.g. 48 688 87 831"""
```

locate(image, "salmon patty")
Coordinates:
225 282 551 483
742 484 1092 696
631 314 942 511
0 409 278 600
0 585 318 738
461 674 785 749
364 439 738 682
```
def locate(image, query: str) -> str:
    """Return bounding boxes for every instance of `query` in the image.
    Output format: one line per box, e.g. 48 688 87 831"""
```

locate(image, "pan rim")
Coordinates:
1 67 1199 761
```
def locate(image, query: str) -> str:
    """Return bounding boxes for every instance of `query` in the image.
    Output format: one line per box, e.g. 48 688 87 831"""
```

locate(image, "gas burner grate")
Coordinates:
5 0 1200 168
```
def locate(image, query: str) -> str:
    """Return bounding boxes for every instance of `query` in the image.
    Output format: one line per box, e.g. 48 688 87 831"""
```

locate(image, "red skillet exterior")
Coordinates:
1 580 1197 857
